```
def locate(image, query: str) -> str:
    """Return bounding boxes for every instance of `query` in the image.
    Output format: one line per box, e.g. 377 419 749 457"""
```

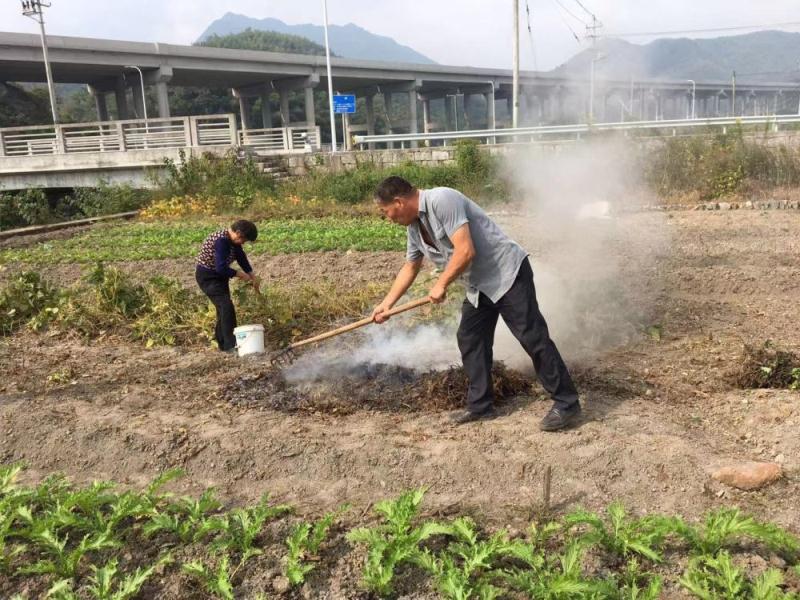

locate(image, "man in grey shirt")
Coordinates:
372 176 581 430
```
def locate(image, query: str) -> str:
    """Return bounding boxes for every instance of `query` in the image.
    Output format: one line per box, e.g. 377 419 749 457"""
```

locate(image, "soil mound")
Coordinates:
223 361 533 414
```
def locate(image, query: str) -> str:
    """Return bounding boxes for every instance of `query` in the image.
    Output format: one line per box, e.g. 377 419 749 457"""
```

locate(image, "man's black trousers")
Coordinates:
456 258 579 414
195 267 237 352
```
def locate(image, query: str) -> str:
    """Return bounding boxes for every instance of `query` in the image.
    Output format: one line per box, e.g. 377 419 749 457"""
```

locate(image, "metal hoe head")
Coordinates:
269 346 296 367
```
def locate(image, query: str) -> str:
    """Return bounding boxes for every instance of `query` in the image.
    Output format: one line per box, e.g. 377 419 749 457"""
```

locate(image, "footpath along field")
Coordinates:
1 207 800 598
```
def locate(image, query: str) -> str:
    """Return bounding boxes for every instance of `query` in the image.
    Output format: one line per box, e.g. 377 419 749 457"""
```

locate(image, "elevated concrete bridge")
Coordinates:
3 31 800 139
3 31 800 191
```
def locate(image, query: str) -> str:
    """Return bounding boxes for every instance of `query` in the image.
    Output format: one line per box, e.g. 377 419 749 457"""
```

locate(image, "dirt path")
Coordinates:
1 210 799 534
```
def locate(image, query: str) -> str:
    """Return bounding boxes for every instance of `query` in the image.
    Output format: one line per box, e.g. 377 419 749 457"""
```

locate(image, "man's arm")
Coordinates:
372 258 423 323
428 223 475 303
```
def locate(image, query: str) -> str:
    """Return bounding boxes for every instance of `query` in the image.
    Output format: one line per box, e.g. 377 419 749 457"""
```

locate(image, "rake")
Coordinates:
269 297 432 366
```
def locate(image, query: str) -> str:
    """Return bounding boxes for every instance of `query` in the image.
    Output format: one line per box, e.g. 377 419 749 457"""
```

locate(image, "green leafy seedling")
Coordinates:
182 555 235 600
285 506 346 587
347 488 452 596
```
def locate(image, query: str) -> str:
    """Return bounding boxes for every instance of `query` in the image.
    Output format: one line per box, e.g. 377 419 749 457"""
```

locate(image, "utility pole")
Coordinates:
512 0 519 128
587 15 602 123
322 0 337 153
21 0 58 124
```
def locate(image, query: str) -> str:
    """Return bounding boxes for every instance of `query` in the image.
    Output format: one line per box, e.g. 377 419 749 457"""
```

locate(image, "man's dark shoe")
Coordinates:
449 407 498 425
539 404 582 431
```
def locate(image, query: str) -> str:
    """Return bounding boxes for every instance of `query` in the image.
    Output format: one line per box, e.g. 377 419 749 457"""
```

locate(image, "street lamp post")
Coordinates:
125 66 148 124
687 79 696 119
322 0 337 153
21 0 58 124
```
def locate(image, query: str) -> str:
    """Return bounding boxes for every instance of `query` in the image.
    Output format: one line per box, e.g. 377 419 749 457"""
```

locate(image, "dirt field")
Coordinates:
1 209 799 590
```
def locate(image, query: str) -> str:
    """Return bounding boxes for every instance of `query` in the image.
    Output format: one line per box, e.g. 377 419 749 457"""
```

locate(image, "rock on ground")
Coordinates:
712 461 783 491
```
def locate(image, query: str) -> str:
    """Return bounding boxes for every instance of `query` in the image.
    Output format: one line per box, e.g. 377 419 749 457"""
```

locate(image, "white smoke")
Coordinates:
283 315 461 383
492 138 669 365
284 138 668 380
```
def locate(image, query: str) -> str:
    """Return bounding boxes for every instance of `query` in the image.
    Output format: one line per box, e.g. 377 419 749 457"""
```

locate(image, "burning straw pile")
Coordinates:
223 362 533 414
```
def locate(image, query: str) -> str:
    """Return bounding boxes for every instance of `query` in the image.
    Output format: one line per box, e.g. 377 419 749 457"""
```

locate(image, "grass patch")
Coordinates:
0 267 390 349
0 217 405 266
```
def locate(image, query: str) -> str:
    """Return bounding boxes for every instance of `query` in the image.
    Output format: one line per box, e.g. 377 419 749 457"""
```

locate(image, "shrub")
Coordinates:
70 182 150 217
0 271 60 335
0 188 54 230
454 140 488 181
645 129 800 199
155 150 275 210
139 195 217 219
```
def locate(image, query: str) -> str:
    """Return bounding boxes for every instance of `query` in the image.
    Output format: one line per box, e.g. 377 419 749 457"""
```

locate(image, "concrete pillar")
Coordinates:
131 84 145 120
155 81 170 118
601 92 609 123
114 78 129 120
238 95 251 130
365 94 376 150
639 88 646 120
448 95 458 130
90 87 109 122
484 92 495 130
260 93 273 128
382 92 394 148
408 90 419 148
304 86 316 127
463 94 475 129
655 92 663 121
279 90 290 126
421 96 431 133
556 88 566 122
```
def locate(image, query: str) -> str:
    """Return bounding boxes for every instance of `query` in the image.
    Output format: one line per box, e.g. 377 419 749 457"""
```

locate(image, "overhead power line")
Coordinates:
571 0 597 20
525 0 538 70
553 0 587 27
604 20 800 38
551 0 583 43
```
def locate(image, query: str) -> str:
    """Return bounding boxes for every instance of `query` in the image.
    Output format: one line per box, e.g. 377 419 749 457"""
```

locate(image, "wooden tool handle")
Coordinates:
288 297 432 350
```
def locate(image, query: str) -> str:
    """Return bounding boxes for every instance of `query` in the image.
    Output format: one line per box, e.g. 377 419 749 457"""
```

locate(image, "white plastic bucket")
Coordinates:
234 324 265 357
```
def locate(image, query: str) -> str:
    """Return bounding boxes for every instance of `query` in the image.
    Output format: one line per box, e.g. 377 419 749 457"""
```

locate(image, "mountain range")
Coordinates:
196 13 435 64
197 16 800 84
553 30 800 83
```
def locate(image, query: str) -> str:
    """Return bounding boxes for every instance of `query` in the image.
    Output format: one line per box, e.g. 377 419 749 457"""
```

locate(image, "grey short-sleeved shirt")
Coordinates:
406 187 529 307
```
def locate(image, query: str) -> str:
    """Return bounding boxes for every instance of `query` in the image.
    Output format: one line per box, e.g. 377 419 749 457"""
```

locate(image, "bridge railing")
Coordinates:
354 114 800 148
0 115 321 158
1 126 61 156
239 126 321 154
0 115 238 157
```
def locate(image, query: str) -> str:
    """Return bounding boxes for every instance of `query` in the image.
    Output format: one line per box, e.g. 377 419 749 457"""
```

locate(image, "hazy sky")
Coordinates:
2 0 800 70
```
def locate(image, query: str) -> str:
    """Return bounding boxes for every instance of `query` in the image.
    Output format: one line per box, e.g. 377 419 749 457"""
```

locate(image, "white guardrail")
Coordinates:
353 114 800 148
0 115 320 157
239 126 321 154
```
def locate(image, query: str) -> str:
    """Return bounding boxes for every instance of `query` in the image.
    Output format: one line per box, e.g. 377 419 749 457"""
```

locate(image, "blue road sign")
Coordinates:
333 94 356 113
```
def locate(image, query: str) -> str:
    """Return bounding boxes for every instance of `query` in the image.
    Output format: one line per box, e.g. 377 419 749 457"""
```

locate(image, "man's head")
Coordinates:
374 176 419 225
229 219 258 245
